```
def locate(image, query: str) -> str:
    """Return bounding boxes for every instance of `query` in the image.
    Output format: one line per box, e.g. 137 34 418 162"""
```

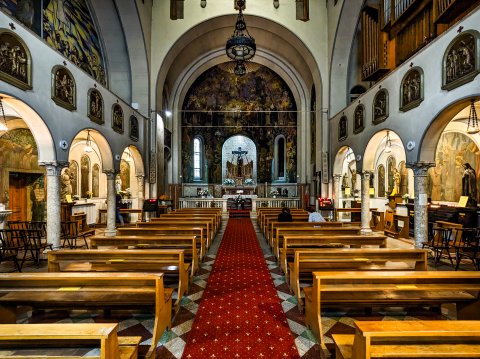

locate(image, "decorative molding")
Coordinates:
39 161 70 176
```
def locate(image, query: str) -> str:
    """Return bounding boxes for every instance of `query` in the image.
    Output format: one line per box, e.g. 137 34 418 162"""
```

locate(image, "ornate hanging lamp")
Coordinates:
466 99 479 135
226 0 256 64
0 97 8 132
384 131 392 153
84 130 93 153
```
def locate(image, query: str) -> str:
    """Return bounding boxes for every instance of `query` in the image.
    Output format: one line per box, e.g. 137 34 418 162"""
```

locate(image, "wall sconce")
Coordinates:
273 0 279 8
84 130 93 153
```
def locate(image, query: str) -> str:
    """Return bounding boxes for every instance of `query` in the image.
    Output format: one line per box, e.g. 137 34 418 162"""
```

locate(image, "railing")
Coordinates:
394 0 417 21
383 0 392 27
436 0 454 16
179 197 301 212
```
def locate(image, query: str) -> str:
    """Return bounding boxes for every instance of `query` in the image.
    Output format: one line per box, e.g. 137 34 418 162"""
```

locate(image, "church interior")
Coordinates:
1 0 480 358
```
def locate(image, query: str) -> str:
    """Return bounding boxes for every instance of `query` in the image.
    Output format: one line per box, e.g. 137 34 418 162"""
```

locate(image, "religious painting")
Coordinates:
43 0 106 85
0 128 40 170
373 89 388 124
181 64 297 183
377 164 385 198
51 65 76 110
387 156 396 195
92 163 99 197
88 88 103 124
0 1 42 34
353 104 364 134
399 161 408 196
338 115 347 141
30 176 45 221
400 67 423 112
69 160 78 196
80 154 89 198
112 103 124 134
120 159 130 191
0 30 32 90
129 115 139 141
443 31 479 91
428 131 480 202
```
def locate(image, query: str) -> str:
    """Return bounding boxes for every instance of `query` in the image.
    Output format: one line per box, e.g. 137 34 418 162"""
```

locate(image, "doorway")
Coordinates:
8 172 43 222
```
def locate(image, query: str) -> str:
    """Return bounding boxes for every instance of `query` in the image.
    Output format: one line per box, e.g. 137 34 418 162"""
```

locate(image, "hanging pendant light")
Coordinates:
226 0 256 64
384 131 392 153
84 130 93 153
466 99 479 135
0 97 8 132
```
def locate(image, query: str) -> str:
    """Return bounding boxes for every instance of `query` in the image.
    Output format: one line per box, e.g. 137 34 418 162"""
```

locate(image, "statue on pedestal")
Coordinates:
462 163 477 206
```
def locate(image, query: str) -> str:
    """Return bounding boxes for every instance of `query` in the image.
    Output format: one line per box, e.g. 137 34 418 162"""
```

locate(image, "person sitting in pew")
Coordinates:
278 207 293 222
308 206 325 222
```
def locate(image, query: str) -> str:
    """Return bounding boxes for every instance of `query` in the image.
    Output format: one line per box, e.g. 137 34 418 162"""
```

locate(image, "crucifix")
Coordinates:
232 147 248 177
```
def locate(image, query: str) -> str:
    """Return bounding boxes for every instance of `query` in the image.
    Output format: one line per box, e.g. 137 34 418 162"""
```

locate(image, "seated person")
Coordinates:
308 206 325 222
277 207 292 222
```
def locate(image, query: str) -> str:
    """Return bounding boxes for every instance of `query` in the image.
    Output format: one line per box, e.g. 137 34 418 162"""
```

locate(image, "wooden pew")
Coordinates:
0 272 173 359
0 323 141 359
335 208 361 222
288 248 428 311
333 320 480 359
89 235 199 276
369 209 384 231
156 213 220 233
261 212 308 235
304 271 480 350
164 208 222 230
274 227 362 259
384 210 409 239
257 208 305 232
138 220 213 248
267 221 345 248
47 249 189 309
279 234 388 276
117 226 206 260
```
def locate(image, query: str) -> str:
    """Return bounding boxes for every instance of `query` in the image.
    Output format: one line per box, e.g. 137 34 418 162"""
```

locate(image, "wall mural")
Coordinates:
0 0 42 34
181 64 297 184
428 131 480 203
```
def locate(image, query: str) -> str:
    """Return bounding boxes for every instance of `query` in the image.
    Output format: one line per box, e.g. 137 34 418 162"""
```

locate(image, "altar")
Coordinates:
222 186 257 195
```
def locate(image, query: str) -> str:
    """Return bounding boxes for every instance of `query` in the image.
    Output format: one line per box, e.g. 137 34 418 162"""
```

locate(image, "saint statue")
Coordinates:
60 168 72 201
462 163 477 205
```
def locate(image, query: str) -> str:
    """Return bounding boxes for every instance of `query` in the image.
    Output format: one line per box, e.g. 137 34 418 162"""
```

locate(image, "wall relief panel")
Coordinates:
353 104 365 134
0 29 31 90
400 67 423 112
88 88 103 124
52 65 76 110
129 115 139 141
338 115 347 141
112 103 124 134
373 89 388 124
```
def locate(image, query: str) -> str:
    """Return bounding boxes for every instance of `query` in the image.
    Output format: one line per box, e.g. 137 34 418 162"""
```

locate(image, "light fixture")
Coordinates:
0 97 8 132
466 99 479 135
84 130 93 153
164 110 172 118
234 60 246 76
384 130 392 153
226 0 256 66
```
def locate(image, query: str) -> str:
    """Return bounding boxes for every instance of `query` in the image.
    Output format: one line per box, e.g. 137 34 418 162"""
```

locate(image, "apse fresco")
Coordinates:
181 64 297 184
43 0 106 85
428 131 480 202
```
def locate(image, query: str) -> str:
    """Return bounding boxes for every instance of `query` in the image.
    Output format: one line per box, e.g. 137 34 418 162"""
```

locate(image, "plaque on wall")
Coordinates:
338 115 347 141
129 115 139 141
52 66 76 111
0 30 31 90
442 31 479 91
88 88 103 124
353 104 365 134
373 89 388 124
400 67 423 112
112 103 124 134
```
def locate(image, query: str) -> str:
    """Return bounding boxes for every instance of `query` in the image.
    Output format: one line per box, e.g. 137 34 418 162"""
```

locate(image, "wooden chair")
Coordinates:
425 227 454 266
455 227 480 270
0 229 26 271
24 228 52 266
61 221 89 249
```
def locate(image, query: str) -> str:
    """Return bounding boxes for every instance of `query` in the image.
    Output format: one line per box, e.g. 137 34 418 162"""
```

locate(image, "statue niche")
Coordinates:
226 146 253 184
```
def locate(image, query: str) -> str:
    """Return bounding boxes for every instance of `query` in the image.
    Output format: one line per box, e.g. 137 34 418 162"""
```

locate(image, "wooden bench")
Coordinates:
117 226 206 260
267 221 345 248
47 249 189 309
279 234 388 276
274 227 362 259
0 272 173 359
384 210 409 239
288 248 428 311
335 208 362 222
333 320 480 359
89 235 199 276
257 208 305 232
97 208 143 225
0 323 141 358
304 271 480 350
369 209 384 231
157 210 222 232
261 212 308 235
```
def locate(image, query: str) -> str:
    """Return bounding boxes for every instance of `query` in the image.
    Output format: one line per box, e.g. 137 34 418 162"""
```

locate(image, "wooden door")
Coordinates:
9 175 28 222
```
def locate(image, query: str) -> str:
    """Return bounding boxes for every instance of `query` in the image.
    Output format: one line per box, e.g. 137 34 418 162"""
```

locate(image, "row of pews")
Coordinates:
257 207 480 359
0 207 222 359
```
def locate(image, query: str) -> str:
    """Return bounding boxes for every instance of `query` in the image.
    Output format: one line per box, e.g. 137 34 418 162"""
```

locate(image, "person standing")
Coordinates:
115 193 124 226
308 206 325 222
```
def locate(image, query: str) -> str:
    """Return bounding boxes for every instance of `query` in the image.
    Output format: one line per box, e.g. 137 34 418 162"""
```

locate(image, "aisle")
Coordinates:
182 218 300 358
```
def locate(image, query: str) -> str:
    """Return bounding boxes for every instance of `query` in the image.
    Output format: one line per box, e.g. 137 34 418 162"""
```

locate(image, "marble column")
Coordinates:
409 162 434 248
360 171 373 234
104 170 117 237
136 174 145 221
40 161 68 250
333 174 342 209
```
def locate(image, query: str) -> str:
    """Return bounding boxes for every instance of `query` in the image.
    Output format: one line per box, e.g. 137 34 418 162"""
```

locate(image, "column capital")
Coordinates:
360 170 374 178
103 169 119 179
39 161 69 176
407 161 435 176
333 174 342 180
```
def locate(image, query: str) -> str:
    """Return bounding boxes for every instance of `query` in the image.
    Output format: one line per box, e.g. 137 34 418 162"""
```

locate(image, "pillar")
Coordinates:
104 170 117 237
409 162 434 248
40 161 68 250
333 174 341 209
360 171 373 234
136 174 145 221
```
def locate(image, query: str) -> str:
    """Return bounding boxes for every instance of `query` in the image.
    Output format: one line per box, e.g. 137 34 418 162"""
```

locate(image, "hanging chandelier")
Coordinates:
225 0 256 65
384 130 392 153
84 130 93 153
0 97 8 132
466 99 479 135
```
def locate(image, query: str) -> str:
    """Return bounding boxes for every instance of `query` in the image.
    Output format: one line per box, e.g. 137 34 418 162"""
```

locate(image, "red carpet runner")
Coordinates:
182 218 300 358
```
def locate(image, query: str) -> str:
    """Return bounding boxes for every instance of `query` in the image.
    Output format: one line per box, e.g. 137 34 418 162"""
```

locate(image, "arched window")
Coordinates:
193 137 204 181
274 135 286 181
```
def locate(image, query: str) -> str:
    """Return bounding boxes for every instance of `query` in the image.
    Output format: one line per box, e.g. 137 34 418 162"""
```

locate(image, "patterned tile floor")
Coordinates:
2 216 468 358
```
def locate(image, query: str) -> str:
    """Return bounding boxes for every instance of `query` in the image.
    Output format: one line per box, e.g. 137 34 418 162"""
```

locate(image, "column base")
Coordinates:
360 228 373 235
104 228 117 237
